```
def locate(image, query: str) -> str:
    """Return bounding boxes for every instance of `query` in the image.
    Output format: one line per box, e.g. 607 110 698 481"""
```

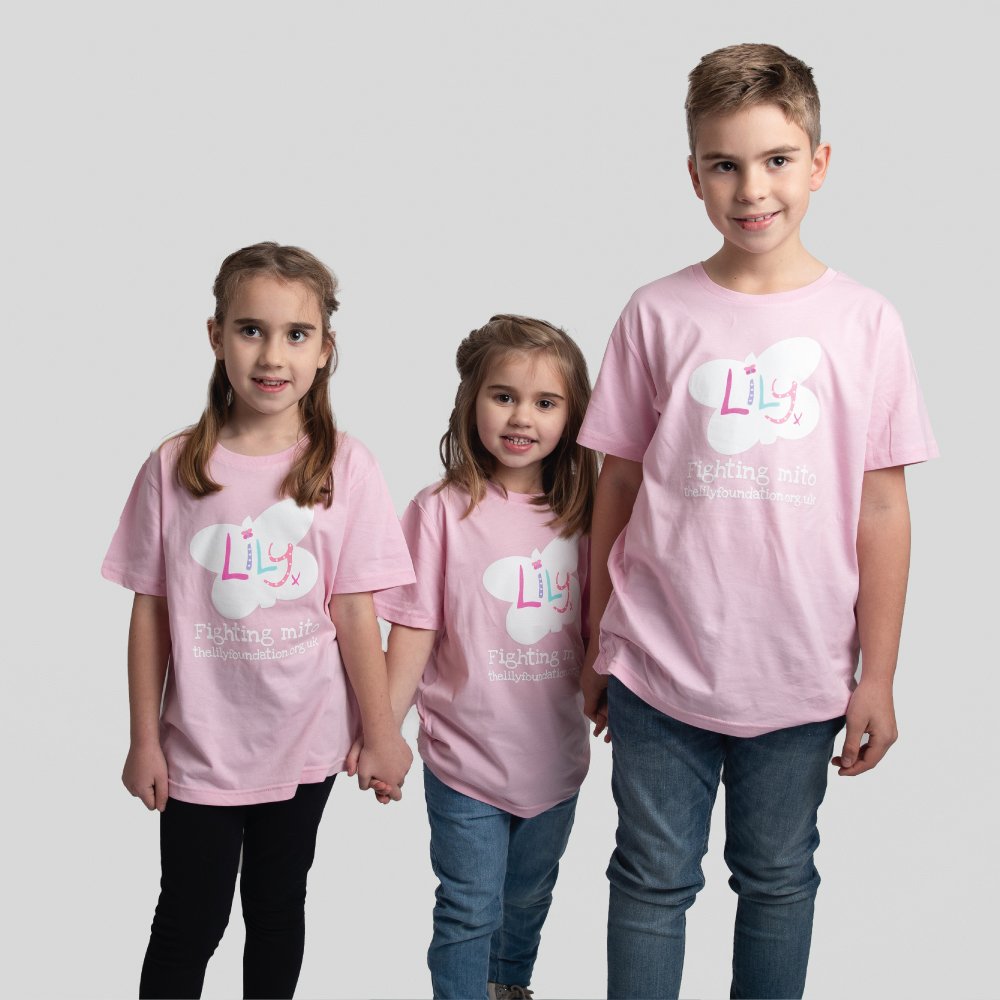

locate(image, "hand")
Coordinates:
122 740 169 811
357 731 413 803
581 652 611 743
831 679 898 776
346 735 395 805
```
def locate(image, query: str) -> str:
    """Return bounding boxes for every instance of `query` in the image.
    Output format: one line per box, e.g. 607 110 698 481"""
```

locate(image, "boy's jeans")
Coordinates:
423 765 578 1000
606 676 844 1000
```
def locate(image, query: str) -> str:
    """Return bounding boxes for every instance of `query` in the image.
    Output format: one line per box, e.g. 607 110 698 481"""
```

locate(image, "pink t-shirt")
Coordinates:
578 264 938 737
102 433 415 805
374 483 590 818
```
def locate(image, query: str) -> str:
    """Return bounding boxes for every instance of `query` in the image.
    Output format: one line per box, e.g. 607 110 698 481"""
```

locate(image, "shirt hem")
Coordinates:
422 760 583 820
167 759 344 806
607 664 848 738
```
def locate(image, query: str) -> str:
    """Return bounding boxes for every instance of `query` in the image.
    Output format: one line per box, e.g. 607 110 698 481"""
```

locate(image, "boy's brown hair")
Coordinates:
175 242 340 507
438 315 597 537
685 43 821 153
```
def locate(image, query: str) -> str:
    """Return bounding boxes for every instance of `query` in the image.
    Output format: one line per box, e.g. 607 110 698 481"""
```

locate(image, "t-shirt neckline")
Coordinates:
213 439 303 469
691 262 838 304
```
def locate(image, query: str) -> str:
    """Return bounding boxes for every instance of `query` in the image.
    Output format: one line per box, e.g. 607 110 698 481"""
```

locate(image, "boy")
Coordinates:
578 43 937 1000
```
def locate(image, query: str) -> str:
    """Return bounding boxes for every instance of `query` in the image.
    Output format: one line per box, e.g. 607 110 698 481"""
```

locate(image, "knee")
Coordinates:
434 880 503 937
241 877 307 932
607 848 704 911
726 851 820 904
149 892 231 961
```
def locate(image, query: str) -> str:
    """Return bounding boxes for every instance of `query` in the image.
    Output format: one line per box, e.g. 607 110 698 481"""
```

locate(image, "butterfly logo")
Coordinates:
189 499 319 619
482 536 580 645
688 337 822 455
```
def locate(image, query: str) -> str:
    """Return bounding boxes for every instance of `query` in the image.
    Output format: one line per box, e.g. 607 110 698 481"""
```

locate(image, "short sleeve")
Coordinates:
578 314 659 462
101 453 167 596
865 305 939 470
332 462 415 595
373 499 444 630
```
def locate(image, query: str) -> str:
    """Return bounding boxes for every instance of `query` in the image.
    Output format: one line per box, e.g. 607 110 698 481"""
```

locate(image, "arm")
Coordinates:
121 593 170 811
346 622 437 797
385 623 437 727
582 455 644 740
832 466 911 776
330 592 413 801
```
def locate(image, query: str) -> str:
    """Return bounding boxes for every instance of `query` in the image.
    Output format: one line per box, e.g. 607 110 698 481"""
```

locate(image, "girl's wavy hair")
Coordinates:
685 43 821 153
174 242 340 507
438 314 597 537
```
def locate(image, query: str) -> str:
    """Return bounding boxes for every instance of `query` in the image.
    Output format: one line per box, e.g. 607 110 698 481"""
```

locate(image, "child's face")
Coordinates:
208 275 331 436
688 104 830 262
475 351 569 494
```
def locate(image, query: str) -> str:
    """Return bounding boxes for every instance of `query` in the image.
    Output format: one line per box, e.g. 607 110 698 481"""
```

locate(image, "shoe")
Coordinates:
488 984 534 1000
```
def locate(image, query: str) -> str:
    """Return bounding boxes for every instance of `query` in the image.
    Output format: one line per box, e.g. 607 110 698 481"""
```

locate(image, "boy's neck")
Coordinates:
702 240 828 295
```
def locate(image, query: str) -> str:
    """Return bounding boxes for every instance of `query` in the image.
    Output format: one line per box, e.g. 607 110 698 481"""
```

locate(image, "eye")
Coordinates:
713 161 737 172
288 329 308 344
768 156 789 168
537 399 557 410
494 393 513 404
240 325 262 339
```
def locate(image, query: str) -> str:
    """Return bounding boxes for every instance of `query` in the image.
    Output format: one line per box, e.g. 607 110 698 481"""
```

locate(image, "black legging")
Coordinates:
139 776 334 999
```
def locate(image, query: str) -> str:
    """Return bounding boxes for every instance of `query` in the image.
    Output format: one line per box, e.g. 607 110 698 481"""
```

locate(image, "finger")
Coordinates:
138 784 157 811
154 773 169 812
838 734 891 776
834 716 866 770
357 774 371 791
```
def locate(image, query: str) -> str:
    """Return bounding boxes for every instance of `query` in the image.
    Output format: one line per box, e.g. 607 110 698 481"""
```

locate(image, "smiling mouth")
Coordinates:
735 211 778 223
502 435 535 445
253 377 288 386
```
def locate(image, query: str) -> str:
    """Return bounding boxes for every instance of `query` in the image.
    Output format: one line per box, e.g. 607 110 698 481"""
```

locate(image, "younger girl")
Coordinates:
102 242 414 1000
368 315 598 1000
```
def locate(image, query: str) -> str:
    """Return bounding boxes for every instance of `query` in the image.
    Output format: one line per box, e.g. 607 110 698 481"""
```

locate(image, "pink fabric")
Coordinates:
374 483 590 818
578 264 938 736
102 434 415 805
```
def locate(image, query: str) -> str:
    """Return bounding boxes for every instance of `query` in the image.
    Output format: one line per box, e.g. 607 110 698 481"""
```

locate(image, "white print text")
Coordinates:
487 647 576 669
488 667 578 683
687 457 819 488
193 618 322 648
192 637 320 662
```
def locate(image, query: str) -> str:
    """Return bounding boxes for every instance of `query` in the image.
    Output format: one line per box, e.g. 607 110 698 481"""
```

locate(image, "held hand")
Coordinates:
122 741 169 811
345 736 364 778
832 679 898 776
581 653 611 743
357 731 413 804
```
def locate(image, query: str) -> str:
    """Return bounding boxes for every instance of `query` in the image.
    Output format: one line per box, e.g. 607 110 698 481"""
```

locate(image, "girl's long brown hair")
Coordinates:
438 315 597 537
175 242 340 507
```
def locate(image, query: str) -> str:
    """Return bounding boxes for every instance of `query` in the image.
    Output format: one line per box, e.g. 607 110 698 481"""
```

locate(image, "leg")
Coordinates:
240 776 334 1000
723 717 844 1000
489 791 579 988
139 798 245 999
606 677 726 1000
424 766 509 1000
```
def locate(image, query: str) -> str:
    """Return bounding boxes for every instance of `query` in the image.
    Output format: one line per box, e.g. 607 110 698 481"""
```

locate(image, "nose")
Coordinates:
736 165 768 203
259 334 286 368
508 401 533 427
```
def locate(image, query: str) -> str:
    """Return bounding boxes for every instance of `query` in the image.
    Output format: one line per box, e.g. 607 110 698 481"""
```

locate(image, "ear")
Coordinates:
318 334 334 371
207 317 225 360
809 142 832 192
688 155 705 201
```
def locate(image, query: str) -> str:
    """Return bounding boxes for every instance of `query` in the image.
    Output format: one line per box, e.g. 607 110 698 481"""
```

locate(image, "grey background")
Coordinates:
2 2 993 997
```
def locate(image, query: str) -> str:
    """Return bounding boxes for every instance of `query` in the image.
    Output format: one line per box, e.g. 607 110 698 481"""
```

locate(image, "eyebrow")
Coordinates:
699 145 801 161
487 383 565 399
232 317 318 330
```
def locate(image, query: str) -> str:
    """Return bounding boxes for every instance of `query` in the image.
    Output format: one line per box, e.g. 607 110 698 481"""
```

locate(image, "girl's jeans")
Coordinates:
423 765 578 999
139 776 334 1000
606 677 844 1000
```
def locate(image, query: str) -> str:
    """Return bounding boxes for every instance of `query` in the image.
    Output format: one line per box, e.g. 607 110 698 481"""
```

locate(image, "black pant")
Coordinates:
139 776 334 1000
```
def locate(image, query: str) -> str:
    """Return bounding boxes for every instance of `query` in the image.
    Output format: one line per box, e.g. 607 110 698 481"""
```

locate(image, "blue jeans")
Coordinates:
606 677 844 1000
423 765 578 999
